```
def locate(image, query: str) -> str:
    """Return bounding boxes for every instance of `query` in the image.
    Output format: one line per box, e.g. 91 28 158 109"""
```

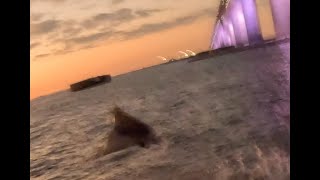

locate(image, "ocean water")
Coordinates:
31 41 290 180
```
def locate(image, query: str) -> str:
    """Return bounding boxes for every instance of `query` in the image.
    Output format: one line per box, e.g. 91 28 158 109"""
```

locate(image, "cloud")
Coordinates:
111 0 125 5
53 13 201 54
119 8 215 39
82 8 135 29
68 31 114 44
62 27 82 36
49 0 67 2
135 9 163 17
31 7 215 59
30 20 60 36
82 8 165 29
31 0 68 4
31 7 165 44
94 8 133 21
34 53 51 60
30 13 44 22
63 8 213 52
52 49 75 56
30 42 41 49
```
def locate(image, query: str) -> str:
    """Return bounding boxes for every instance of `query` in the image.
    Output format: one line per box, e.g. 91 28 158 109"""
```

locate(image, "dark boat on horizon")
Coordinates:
70 75 112 92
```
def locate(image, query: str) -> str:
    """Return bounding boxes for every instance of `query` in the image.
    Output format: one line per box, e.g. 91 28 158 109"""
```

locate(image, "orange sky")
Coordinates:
30 0 275 100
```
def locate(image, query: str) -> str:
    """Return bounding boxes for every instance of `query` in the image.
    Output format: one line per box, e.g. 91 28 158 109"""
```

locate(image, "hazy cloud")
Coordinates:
62 27 82 36
82 8 135 29
68 31 114 44
135 9 163 17
52 49 76 56
31 0 68 4
31 7 215 59
111 0 125 5
94 8 133 21
35 53 51 59
82 8 165 29
120 8 214 39
30 42 41 49
30 13 44 22
31 20 60 36
55 13 203 54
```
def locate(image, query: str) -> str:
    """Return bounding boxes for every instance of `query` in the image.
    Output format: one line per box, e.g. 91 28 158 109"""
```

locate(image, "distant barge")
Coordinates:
70 75 111 92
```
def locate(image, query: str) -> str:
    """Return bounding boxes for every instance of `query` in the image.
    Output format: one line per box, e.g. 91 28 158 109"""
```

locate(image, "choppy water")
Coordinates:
31 41 290 180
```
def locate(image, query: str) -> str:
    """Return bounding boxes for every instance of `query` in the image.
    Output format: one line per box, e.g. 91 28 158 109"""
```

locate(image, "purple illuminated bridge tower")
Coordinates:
210 0 290 49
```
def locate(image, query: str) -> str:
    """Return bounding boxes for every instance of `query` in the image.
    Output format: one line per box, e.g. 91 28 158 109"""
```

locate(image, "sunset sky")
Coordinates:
30 0 276 99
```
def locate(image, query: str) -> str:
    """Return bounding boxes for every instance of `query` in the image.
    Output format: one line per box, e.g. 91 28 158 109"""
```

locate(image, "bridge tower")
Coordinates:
210 0 290 50
269 0 290 39
240 0 263 44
